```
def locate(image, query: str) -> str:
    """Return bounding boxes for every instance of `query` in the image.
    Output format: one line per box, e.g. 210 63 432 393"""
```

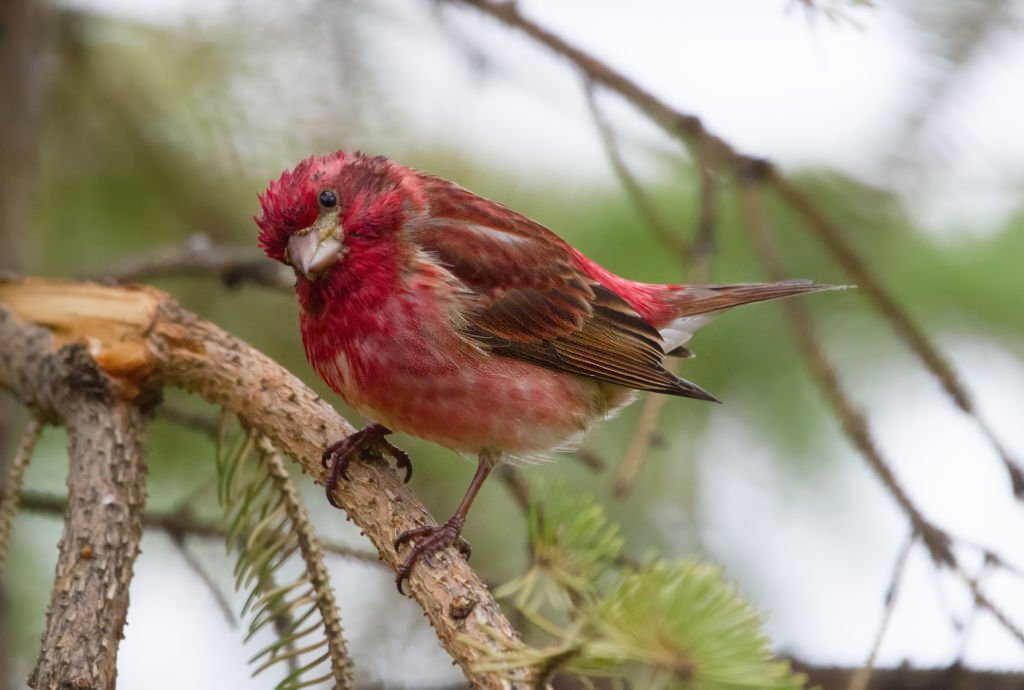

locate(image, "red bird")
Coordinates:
256 150 835 591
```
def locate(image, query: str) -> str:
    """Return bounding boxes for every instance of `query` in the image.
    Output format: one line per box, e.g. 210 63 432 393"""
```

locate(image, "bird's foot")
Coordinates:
321 423 412 508
393 515 472 594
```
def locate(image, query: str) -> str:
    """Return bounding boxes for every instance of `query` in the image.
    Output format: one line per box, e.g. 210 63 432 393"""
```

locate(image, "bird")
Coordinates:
255 150 839 592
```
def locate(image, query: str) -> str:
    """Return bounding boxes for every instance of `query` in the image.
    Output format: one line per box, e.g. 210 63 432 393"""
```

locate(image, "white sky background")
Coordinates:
21 0 1024 687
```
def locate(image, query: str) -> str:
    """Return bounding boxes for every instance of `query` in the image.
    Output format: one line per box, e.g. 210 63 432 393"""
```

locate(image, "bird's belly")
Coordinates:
313 331 618 456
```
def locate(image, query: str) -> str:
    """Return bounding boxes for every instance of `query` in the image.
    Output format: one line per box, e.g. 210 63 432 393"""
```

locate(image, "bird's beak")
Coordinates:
288 230 342 279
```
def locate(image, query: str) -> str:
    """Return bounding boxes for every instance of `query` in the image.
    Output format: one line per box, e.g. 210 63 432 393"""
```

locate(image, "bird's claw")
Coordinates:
322 424 412 508
393 518 472 594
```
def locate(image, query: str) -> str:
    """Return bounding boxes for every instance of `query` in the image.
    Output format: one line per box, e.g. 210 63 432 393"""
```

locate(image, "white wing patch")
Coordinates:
658 314 715 353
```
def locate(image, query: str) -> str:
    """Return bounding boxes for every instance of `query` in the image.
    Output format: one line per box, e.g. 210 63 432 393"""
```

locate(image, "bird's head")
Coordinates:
255 150 415 282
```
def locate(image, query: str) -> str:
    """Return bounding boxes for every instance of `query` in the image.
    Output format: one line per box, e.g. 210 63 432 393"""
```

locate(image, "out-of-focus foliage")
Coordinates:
491 492 806 689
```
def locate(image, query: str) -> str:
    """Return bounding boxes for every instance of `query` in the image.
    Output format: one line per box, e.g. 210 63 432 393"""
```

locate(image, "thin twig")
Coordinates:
499 465 532 514
16 490 383 566
847 531 916 690
0 415 42 579
167 529 236 627
157 401 221 437
583 79 689 264
953 555 994 663
92 233 293 291
957 562 1024 646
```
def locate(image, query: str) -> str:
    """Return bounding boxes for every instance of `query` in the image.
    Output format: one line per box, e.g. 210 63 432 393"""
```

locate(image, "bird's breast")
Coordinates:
299 270 620 455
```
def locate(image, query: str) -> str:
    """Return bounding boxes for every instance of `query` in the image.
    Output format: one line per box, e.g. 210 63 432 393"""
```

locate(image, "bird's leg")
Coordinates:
321 423 412 508
393 450 498 594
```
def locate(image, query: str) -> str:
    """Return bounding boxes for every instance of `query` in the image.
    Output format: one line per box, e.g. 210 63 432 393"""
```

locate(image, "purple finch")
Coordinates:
256 150 837 591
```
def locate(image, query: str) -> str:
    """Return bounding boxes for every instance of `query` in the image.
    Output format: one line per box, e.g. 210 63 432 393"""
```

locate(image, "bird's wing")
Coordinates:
409 178 717 401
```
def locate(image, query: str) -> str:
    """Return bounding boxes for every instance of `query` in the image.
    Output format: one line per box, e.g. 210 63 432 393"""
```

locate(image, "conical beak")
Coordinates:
288 231 342 278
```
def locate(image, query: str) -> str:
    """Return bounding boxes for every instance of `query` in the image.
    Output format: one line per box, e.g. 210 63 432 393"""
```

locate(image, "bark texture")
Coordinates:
0 333 149 690
27 353 147 690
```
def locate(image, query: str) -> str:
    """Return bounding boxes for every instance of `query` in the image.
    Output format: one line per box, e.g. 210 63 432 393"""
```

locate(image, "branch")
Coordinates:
6 343 150 690
0 278 536 689
582 81 689 265
93 233 293 291
794 661 1024 690
847 531 915 690
18 490 384 566
0 416 42 578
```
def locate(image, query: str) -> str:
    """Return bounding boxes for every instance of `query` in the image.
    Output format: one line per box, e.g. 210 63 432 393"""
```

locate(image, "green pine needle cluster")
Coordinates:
215 416 353 689
495 491 624 612
490 487 806 690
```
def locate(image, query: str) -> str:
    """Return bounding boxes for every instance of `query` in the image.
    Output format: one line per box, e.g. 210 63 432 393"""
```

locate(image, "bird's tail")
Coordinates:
672 279 848 317
658 280 850 357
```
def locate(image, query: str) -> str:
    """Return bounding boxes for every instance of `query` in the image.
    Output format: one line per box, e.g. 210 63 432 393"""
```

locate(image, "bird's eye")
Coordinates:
318 190 338 209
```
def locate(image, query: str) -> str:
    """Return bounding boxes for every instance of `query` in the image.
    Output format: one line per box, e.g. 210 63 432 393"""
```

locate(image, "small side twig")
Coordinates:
499 465 532 514
583 79 689 264
93 233 293 291
0 415 42 579
157 401 220 437
167 529 236 627
847 531 916 690
16 490 384 566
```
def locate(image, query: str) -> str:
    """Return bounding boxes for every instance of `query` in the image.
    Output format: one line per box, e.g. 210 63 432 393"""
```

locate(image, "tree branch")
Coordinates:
0 278 536 689
0 416 42 579
17 490 382 566
4 343 150 690
92 233 293 291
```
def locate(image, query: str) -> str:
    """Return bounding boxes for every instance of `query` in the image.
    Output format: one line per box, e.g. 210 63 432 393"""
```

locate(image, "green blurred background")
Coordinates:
2 0 1023 688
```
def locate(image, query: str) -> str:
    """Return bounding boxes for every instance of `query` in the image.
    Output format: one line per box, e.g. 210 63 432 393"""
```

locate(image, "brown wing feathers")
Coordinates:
417 211 720 401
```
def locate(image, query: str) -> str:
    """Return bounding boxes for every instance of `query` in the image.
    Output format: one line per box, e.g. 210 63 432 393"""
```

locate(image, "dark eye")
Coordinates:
318 190 337 208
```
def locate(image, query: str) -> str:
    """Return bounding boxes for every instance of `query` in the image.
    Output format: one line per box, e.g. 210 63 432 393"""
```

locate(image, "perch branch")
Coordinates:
0 278 536 689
